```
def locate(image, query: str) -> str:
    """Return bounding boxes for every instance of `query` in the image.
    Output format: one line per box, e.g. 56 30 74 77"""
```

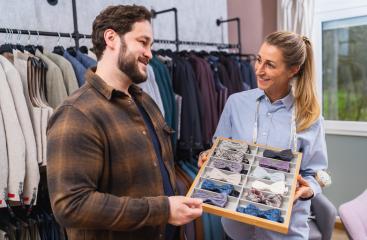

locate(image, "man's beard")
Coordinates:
117 40 149 84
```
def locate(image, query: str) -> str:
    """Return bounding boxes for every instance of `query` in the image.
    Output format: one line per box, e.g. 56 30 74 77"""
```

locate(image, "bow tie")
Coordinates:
192 189 228 208
252 180 288 195
245 188 283 208
263 149 294 162
201 179 240 197
213 148 246 163
206 168 242 185
237 204 284 223
213 159 247 174
259 157 290 172
252 166 285 182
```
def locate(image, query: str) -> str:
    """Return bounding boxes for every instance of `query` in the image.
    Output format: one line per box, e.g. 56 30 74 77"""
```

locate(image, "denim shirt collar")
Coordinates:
255 88 294 111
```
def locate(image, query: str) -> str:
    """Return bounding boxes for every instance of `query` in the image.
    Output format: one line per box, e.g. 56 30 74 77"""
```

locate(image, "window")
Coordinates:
322 16 367 122
313 1 367 136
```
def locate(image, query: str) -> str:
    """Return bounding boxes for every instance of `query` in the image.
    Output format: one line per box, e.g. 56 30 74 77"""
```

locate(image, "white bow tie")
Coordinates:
206 168 242 185
252 166 285 182
252 180 288 195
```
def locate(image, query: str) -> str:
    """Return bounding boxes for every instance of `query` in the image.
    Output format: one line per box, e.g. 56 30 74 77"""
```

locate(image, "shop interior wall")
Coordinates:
227 0 277 55
0 0 229 52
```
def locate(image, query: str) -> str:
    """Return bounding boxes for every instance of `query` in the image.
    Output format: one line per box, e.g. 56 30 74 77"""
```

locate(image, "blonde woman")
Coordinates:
199 31 328 239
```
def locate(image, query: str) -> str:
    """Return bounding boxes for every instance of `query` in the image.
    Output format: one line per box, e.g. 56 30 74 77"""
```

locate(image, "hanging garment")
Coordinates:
13 50 43 165
35 50 68 108
0 110 8 208
63 50 86 87
0 63 25 202
0 56 39 205
75 50 97 69
44 52 79 95
137 64 165 117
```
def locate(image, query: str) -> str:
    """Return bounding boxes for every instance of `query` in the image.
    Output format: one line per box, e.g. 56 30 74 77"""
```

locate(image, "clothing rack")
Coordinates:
216 17 242 55
0 5 242 55
151 8 240 52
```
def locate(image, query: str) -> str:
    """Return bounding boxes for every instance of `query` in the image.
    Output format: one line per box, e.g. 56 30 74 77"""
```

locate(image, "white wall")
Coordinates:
0 0 228 52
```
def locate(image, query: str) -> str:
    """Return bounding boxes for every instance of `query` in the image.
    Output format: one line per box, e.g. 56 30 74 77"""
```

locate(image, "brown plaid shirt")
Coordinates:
47 69 177 240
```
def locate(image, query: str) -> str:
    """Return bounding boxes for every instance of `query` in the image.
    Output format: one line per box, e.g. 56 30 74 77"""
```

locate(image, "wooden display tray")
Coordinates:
186 137 302 234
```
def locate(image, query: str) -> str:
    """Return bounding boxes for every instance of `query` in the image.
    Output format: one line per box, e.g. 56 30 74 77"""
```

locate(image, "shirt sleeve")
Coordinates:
299 116 328 198
214 96 233 139
47 105 169 230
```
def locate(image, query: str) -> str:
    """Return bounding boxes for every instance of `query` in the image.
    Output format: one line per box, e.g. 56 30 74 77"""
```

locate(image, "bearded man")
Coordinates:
46 5 202 240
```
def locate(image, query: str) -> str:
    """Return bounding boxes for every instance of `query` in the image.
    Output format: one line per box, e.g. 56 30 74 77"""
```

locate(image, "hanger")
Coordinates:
66 33 76 57
53 32 65 56
79 34 89 54
0 28 14 54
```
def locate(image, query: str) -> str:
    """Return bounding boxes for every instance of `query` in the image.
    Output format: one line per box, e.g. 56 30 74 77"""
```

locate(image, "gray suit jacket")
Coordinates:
45 52 79 95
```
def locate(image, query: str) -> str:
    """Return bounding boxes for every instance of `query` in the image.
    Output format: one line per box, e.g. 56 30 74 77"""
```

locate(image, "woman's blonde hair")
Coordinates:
264 31 320 132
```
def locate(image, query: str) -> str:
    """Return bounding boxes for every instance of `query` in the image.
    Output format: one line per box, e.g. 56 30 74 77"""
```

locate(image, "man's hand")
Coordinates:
198 150 210 168
294 175 314 202
168 196 203 226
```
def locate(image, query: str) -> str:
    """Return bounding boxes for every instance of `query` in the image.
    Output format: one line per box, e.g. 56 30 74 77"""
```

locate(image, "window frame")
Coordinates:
313 0 367 137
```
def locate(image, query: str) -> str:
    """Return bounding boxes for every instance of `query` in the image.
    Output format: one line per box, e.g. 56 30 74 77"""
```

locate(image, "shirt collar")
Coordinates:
85 67 143 101
256 88 294 111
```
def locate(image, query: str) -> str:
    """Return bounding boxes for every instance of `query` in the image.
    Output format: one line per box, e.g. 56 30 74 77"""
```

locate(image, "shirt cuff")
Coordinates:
304 175 322 200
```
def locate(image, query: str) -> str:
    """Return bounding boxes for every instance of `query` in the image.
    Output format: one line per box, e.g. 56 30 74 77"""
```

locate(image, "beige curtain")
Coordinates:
277 0 315 37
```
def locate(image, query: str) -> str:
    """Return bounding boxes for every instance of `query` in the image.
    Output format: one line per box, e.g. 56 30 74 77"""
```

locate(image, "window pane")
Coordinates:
322 16 367 121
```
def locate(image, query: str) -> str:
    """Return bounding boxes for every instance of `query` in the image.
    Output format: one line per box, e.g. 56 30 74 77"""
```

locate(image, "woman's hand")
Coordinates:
197 150 210 168
294 175 314 202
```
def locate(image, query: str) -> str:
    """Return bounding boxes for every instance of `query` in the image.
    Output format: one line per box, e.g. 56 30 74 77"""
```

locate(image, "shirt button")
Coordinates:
267 112 272 117
127 100 132 104
142 130 147 135
262 132 267 136
153 162 158 167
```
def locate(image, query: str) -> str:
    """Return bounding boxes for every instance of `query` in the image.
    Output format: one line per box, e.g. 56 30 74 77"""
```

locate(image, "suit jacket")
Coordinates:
0 55 39 204
0 109 8 208
45 52 79 95
35 50 68 108
13 51 43 165
0 62 25 201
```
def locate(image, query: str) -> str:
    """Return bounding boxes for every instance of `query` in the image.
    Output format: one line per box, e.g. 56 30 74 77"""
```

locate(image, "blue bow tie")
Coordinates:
201 179 239 197
237 204 284 223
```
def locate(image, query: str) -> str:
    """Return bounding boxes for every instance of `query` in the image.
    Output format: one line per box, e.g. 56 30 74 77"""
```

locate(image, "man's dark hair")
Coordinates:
92 5 152 60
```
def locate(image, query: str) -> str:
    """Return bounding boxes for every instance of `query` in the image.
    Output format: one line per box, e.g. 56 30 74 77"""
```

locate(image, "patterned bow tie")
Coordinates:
201 179 240 197
192 189 228 208
206 168 242 185
252 166 285 182
259 157 290 172
237 204 284 223
263 149 294 162
212 159 247 174
245 188 283 208
251 180 288 195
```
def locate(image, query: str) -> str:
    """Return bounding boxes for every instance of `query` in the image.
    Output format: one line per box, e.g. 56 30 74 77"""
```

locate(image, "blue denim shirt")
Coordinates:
215 88 328 239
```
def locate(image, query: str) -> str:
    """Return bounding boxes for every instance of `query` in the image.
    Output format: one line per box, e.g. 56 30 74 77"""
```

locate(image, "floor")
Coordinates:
332 228 349 240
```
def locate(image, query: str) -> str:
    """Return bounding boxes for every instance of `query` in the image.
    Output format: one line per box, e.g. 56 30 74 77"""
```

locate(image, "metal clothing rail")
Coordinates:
151 8 239 51
216 17 242 54
151 8 179 51
0 28 91 47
